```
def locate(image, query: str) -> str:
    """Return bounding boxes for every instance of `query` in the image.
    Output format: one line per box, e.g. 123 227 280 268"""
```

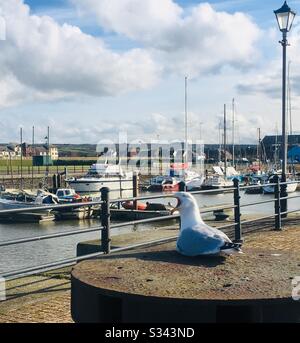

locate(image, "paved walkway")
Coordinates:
0 270 72 323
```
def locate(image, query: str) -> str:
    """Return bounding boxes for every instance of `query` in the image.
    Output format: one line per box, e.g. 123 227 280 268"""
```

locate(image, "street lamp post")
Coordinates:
274 1 296 219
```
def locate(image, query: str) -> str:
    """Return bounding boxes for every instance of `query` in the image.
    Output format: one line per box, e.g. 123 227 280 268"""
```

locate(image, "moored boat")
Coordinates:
66 163 133 198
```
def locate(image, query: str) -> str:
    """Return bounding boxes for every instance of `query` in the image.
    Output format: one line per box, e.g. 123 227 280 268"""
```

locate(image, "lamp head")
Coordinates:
274 1 296 33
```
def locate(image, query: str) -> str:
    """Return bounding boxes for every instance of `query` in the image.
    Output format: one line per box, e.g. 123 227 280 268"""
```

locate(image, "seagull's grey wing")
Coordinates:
199 223 232 243
176 226 225 256
190 222 232 243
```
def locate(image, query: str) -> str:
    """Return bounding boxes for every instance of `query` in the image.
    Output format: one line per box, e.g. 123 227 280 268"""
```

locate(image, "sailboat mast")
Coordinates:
257 128 261 170
218 119 221 163
31 125 35 190
20 127 23 190
232 98 235 167
184 76 188 169
224 104 227 177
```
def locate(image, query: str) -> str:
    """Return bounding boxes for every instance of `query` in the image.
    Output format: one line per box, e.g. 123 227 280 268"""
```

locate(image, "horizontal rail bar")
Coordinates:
210 222 238 230
240 214 276 225
240 180 300 191
109 188 134 193
110 188 237 204
200 204 236 213
110 214 179 228
279 180 300 186
239 182 277 190
240 198 276 208
0 225 104 248
0 204 237 248
280 208 300 216
0 200 102 215
278 194 300 201
190 187 236 194
0 236 179 280
109 236 178 254
0 250 105 280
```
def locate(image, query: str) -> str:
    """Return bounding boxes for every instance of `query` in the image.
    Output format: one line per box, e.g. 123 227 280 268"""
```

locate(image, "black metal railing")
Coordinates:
0 178 300 281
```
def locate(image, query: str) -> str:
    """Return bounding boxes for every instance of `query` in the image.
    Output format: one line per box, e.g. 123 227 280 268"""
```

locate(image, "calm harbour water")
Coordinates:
0 191 299 274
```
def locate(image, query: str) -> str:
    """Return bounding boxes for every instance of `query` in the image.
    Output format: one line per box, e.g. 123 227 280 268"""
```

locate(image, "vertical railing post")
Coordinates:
101 187 111 254
133 172 139 210
274 175 282 231
233 178 242 243
178 181 186 192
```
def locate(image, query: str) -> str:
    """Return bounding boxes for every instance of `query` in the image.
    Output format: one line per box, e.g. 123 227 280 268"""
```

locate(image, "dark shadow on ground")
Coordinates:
99 248 227 268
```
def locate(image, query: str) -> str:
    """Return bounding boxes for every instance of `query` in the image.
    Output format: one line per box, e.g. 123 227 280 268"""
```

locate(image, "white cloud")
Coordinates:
72 0 261 77
237 20 300 100
0 0 160 108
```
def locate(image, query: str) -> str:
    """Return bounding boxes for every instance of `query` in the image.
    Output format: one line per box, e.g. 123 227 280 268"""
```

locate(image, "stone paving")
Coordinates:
0 271 73 323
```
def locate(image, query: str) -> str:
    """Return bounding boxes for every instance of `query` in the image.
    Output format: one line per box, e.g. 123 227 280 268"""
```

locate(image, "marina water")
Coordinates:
1 191 300 274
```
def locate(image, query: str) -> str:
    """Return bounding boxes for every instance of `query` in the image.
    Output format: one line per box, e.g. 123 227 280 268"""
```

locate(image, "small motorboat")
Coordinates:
54 188 94 220
66 163 133 198
0 190 58 223
122 201 147 211
146 164 204 193
263 181 298 194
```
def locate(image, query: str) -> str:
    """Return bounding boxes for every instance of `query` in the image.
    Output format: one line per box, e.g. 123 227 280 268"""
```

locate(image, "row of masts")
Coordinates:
18 126 50 190
183 74 294 175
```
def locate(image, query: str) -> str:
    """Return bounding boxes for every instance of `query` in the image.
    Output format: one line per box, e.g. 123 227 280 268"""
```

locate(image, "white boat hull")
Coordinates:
66 177 133 199
186 177 205 191
0 199 38 210
263 182 298 194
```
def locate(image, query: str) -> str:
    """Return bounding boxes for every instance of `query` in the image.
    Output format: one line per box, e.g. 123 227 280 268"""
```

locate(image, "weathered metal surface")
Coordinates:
72 227 300 322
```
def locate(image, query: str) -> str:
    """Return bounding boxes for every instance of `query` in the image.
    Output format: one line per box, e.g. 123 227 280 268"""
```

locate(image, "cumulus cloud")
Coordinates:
71 0 261 77
0 0 160 107
237 20 300 100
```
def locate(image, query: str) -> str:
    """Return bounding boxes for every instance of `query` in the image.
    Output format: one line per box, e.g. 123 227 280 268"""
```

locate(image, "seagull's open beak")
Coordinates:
171 197 181 214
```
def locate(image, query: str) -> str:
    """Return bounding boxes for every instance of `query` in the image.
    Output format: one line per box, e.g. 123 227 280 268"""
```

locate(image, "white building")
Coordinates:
36 146 59 160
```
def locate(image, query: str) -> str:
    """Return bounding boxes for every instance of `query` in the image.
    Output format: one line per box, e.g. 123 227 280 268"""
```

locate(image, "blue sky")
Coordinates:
0 0 299 144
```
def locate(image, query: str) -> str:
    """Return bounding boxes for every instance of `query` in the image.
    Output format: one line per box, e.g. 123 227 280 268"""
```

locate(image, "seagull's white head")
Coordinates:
172 192 198 213
171 192 204 229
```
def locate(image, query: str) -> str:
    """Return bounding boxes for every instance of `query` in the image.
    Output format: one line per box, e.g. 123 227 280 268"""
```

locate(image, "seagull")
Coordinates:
172 192 242 256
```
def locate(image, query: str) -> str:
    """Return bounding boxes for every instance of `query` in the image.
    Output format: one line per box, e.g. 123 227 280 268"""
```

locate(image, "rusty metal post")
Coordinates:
101 187 111 254
274 175 282 230
233 178 243 243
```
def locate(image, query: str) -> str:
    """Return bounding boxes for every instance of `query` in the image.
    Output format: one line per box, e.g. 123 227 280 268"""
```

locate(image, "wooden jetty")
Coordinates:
0 211 55 223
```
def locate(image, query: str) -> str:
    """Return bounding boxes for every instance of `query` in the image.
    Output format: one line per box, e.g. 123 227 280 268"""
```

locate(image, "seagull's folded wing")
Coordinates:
198 222 232 244
176 225 225 256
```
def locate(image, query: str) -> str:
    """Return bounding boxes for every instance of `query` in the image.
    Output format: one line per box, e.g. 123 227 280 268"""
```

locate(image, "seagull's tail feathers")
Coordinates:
220 242 243 255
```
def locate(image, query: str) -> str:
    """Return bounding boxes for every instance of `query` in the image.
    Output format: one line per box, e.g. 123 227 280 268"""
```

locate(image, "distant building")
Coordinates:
261 134 300 161
34 146 59 160
288 145 300 163
0 147 9 158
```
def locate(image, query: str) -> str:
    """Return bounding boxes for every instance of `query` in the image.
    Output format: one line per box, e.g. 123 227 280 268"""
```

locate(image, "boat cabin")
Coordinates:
85 164 125 178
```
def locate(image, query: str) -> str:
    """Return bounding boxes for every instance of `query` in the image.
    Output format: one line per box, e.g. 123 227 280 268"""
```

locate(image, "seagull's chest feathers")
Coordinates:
180 204 205 231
